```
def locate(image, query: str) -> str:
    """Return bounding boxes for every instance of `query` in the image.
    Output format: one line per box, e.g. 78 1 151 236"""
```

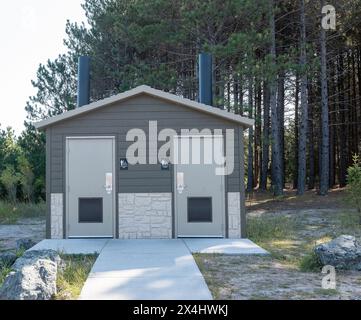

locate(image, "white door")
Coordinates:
66 137 115 238
174 135 225 237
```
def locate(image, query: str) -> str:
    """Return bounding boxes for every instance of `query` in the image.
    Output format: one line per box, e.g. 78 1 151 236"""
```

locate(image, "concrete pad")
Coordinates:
104 239 189 254
183 238 269 255
79 239 212 300
89 254 201 278
28 239 109 254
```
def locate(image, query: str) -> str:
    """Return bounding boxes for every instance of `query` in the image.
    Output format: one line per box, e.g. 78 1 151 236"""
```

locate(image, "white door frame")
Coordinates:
173 134 226 238
65 136 116 238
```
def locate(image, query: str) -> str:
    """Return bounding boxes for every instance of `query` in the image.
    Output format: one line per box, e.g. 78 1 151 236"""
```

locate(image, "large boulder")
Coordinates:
315 235 361 270
0 250 61 300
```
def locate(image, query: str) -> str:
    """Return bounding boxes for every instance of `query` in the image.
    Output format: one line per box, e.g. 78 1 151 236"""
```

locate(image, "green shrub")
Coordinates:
18 155 35 202
346 155 361 224
0 165 20 203
299 250 322 272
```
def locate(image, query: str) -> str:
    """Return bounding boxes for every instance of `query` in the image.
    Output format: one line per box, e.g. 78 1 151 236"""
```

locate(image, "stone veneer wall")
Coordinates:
118 193 172 239
227 192 241 239
51 193 63 239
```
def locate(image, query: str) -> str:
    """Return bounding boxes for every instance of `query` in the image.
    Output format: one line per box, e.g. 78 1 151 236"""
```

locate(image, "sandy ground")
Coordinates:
0 218 45 252
196 254 361 300
195 206 361 300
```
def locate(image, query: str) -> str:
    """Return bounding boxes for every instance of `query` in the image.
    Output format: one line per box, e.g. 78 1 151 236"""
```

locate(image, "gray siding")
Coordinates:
48 94 244 194
45 128 51 239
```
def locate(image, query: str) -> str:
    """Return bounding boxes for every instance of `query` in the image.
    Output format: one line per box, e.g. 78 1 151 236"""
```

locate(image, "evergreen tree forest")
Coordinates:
1 0 361 201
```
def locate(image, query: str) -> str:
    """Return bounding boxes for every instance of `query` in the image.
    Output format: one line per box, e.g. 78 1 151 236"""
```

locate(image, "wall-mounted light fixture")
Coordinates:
120 158 128 170
160 159 169 170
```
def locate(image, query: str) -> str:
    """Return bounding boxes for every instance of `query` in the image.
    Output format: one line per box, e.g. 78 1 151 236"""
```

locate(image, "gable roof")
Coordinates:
34 85 254 130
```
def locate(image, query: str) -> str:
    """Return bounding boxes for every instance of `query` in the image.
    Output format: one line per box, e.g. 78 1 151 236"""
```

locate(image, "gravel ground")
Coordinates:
0 218 45 252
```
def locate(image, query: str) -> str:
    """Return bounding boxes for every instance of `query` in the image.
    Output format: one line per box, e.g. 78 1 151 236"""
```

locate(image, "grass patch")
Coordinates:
338 211 360 229
0 248 27 286
193 253 223 299
247 215 301 267
15 248 26 258
0 265 12 286
246 215 332 270
0 201 46 224
299 250 322 272
247 215 298 243
54 254 97 300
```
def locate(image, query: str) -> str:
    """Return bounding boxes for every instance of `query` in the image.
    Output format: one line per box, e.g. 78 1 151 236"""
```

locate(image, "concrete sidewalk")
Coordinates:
79 239 212 300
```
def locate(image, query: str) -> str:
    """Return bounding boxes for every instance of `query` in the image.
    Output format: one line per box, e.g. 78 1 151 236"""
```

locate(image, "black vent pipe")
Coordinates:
77 56 90 107
198 53 213 106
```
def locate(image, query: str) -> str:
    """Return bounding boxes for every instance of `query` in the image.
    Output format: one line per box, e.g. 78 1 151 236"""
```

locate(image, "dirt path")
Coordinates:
0 218 45 252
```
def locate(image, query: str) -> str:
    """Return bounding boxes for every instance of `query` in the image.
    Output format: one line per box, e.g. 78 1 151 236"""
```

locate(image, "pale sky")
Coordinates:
0 0 86 134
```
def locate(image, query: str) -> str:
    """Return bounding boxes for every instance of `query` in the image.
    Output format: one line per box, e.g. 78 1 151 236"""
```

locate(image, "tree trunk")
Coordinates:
293 76 299 189
358 48 361 153
270 0 283 196
239 80 244 116
308 83 315 190
247 74 254 192
234 73 239 114
319 2 330 196
227 76 231 112
347 51 353 162
297 0 309 195
329 60 336 188
338 52 348 187
277 71 285 187
254 79 262 187
351 50 359 155
260 82 270 190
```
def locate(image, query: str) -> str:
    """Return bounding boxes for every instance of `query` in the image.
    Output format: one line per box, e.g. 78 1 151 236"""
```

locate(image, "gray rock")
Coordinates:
16 238 36 251
13 250 61 269
0 250 61 300
314 235 361 270
0 252 17 267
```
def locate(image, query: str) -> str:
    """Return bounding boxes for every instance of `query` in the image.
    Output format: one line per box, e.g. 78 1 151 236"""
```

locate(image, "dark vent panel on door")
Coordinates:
78 198 103 223
187 197 212 222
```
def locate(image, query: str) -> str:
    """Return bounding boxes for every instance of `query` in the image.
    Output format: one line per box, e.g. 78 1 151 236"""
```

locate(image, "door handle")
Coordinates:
177 172 185 194
105 173 113 194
